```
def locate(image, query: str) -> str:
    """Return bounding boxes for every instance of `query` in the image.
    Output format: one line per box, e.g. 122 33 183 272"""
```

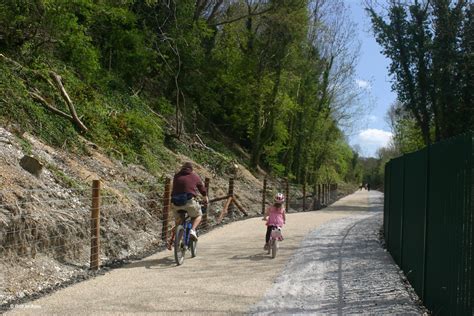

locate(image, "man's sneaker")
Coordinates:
263 243 269 251
189 229 198 241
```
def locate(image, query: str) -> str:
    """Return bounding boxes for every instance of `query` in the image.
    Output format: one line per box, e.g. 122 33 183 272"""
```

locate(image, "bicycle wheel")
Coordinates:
174 225 185 265
271 239 278 258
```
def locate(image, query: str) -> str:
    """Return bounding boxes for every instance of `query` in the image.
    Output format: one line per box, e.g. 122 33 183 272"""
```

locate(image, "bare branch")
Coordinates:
29 91 73 121
49 72 88 133
210 6 274 26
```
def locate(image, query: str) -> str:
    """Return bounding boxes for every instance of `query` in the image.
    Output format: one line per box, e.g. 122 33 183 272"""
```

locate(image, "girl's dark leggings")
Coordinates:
266 226 277 243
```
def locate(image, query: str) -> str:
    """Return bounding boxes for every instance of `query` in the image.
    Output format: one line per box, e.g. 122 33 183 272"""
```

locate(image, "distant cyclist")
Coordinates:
170 162 208 241
262 193 286 250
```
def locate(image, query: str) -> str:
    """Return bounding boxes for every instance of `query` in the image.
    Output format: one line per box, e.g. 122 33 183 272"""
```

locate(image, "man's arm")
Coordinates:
194 174 209 205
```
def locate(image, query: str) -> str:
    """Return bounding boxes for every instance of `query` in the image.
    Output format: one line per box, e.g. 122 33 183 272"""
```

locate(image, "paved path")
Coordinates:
250 192 423 315
7 191 423 315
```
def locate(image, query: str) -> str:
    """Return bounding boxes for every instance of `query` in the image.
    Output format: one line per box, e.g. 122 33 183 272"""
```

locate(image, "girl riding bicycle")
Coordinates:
262 193 286 250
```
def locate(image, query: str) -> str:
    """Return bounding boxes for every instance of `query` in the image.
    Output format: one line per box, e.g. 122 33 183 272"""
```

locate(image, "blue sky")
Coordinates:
346 0 396 157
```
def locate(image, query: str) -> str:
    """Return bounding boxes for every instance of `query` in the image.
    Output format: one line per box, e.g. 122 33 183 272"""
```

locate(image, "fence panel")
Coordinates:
387 157 404 266
401 148 428 298
424 134 473 315
385 132 473 315
384 163 390 246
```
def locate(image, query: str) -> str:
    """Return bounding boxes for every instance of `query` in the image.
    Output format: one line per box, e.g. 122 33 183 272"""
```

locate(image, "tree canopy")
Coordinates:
0 0 366 185
367 0 473 147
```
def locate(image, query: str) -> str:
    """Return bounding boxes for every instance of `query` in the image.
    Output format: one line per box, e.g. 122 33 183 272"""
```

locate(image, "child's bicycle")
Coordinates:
173 210 198 265
268 227 283 258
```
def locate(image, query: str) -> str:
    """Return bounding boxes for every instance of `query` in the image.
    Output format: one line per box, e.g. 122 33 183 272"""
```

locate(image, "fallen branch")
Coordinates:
195 134 206 147
194 134 216 152
0 53 24 70
49 72 88 133
29 91 72 120
2 53 88 133
145 104 168 121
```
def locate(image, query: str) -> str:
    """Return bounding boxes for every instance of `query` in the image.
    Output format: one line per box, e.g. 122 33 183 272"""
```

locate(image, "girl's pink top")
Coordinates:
267 205 285 227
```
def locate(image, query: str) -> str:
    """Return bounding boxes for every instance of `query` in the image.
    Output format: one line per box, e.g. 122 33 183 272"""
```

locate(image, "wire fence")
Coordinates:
1 176 338 260
261 177 338 214
0 174 338 305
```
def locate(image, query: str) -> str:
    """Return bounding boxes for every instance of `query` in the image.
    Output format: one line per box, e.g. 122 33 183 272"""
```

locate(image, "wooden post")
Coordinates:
319 184 322 206
285 178 289 212
262 176 267 214
317 184 321 207
302 182 306 211
327 184 329 204
323 183 328 206
326 184 329 205
162 177 171 241
232 198 248 216
218 196 234 223
228 177 235 195
228 178 235 214
209 195 231 203
329 184 332 203
325 184 328 205
329 184 332 202
313 183 317 210
203 177 210 228
90 180 101 271
322 184 326 205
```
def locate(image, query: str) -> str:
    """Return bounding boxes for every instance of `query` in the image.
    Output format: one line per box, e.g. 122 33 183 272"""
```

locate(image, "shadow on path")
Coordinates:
122 256 177 269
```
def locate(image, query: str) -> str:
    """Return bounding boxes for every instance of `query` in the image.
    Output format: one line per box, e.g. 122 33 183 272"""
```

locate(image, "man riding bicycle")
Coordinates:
170 162 208 241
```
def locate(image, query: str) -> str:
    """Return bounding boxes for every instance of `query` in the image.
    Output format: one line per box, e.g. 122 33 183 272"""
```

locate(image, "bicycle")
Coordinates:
267 226 283 258
174 210 198 265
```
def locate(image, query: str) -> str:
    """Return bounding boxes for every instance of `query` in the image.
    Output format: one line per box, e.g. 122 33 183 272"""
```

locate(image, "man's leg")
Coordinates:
188 199 203 230
186 199 202 240
191 215 202 231
168 207 181 250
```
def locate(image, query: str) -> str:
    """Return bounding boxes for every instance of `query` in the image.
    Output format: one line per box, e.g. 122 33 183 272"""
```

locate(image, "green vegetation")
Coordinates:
0 0 367 185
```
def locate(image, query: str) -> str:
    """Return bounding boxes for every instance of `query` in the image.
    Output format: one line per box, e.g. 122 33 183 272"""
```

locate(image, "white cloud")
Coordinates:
358 128 392 146
356 79 371 90
352 129 393 157
368 115 377 122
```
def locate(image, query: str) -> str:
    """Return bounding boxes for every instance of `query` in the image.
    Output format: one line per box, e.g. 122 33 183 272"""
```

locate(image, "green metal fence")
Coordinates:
384 132 473 315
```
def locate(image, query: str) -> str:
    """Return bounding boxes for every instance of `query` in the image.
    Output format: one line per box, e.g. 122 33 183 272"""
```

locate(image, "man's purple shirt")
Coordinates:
171 167 207 197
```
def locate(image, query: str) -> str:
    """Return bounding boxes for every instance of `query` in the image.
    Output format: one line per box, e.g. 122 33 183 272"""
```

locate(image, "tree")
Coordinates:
367 0 473 145
386 101 425 153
